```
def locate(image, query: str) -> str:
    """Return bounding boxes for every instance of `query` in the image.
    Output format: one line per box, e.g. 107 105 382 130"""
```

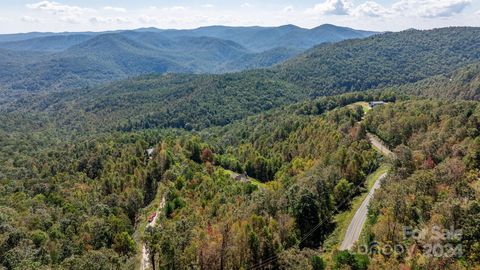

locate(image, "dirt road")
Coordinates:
141 197 165 270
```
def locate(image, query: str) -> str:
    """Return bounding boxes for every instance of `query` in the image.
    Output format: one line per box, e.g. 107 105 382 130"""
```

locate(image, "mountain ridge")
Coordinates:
0 24 377 94
8 27 479 133
0 24 377 52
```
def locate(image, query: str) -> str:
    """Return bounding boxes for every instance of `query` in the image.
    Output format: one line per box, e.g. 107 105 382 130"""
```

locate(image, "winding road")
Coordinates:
339 131 394 250
366 133 394 157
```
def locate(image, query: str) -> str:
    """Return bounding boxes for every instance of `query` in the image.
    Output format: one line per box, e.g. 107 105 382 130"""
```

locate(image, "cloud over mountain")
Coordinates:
392 0 471 18
306 0 353 15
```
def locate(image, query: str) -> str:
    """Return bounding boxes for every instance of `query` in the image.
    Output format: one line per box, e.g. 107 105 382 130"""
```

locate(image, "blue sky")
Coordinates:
0 0 478 33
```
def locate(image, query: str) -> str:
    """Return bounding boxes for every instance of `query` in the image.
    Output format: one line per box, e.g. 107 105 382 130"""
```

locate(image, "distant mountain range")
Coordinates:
0 24 377 93
0 24 377 52
14 27 479 132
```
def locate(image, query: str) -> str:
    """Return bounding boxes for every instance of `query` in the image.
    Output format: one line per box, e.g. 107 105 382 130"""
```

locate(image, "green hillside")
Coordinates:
0 93 381 269
0 24 376 96
0 35 297 94
278 27 480 95
1 25 480 270
363 100 480 268
10 27 479 133
390 62 480 100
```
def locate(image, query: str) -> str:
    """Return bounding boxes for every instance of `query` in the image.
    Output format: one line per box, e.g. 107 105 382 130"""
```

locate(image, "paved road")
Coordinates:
339 132 394 250
141 197 165 270
367 133 394 157
339 173 387 250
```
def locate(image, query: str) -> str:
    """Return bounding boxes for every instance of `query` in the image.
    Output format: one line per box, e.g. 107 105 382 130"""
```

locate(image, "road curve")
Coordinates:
141 196 165 270
339 131 394 250
366 133 394 157
339 173 386 250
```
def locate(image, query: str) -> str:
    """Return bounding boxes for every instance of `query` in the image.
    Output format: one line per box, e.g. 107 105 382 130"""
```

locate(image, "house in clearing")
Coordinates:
369 101 385 108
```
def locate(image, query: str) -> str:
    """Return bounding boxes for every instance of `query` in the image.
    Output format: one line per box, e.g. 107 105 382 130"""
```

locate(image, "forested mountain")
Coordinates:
0 92 384 269
0 35 295 93
20 71 305 131
1 24 480 270
152 24 377 52
0 24 376 52
0 24 375 95
0 34 94 52
363 100 480 268
0 31 97 43
389 62 480 100
2 90 479 269
5 26 477 103
278 27 480 95
11 27 479 133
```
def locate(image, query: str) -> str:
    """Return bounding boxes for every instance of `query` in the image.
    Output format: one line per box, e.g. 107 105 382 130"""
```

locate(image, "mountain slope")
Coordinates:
0 34 94 52
278 27 480 96
9 27 479 132
0 24 378 94
0 34 299 93
391 62 480 100
158 24 377 52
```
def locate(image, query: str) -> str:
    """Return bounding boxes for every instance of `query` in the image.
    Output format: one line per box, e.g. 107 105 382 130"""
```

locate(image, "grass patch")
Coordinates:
349 102 371 114
250 178 267 188
223 168 266 188
323 164 390 251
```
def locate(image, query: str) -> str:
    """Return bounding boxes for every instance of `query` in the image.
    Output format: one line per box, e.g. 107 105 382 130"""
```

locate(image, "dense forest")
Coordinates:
388 62 480 100
0 24 375 95
363 101 480 268
1 25 480 270
4 90 479 269
278 27 480 95
4 27 478 134
0 97 380 269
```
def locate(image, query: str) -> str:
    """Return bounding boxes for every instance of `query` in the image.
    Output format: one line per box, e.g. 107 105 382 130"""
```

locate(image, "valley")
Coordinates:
0 21 479 270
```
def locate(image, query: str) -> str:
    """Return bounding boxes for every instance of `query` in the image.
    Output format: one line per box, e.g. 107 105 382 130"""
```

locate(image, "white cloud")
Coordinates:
114 17 133 24
26 1 94 25
283 6 294 13
392 0 471 18
304 0 470 18
21 16 41 23
89 16 132 24
103 6 127 13
169 6 187 11
26 1 91 15
138 15 160 24
353 1 389 17
5 0 476 34
60 16 82 24
147 5 187 12
306 0 353 16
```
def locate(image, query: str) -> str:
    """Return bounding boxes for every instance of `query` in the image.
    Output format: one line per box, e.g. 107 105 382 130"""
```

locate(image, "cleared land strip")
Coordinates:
141 197 165 270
